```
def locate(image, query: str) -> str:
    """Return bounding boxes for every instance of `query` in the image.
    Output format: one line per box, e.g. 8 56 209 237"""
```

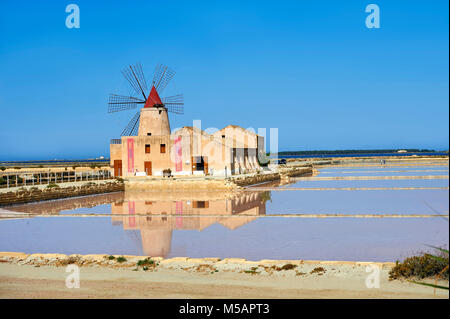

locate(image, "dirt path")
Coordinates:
0 264 447 299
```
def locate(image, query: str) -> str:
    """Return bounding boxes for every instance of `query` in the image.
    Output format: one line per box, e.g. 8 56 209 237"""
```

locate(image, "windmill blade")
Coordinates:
165 103 184 115
108 94 145 113
121 111 141 136
122 64 147 99
133 62 148 93
162 94 184 104
163 93 184 114
152 64 175 94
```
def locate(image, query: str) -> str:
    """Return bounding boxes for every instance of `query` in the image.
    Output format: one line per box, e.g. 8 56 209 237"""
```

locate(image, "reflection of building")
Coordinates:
111 191 267 257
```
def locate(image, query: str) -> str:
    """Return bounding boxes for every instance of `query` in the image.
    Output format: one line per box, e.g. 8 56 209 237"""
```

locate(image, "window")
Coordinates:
147 133 152 136
222 135 225 138
160 144 166 153
145 144 150 153
145 201 152 205
193 201 209 208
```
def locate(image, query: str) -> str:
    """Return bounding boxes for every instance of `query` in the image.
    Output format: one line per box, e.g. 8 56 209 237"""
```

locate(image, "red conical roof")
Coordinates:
144 86 163 108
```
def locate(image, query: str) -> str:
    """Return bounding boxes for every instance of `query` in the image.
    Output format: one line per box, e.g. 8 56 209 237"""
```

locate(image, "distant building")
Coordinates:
397 150 407 153
110 105 265 177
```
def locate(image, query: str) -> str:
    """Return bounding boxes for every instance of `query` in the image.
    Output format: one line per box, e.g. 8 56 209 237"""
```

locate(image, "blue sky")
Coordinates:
0 0 448 160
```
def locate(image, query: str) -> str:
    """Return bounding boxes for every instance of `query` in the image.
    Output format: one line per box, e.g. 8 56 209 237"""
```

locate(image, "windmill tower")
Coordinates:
108 63 184 137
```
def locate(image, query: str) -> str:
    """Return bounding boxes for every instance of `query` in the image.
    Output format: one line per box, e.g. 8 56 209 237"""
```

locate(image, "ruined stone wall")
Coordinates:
0 181 124 207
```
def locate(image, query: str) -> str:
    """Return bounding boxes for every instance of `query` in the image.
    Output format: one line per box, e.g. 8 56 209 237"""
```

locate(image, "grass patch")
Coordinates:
46 183 59 189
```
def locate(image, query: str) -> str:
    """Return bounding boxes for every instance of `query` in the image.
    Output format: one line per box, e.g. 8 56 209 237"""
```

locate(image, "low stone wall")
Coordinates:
125 178 237 191
232 172 281 187
0 252 396 274
233 166 313 187
124 166 314 190
281 166 313 178
0 181 124 207
6 192 124 215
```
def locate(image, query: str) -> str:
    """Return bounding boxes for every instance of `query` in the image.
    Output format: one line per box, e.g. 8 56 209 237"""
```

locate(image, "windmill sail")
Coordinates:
163 94 184 114
165 104 184 114
109 62 184 138
152 64 175 94
108 94 145 113
122 63 147 99
133 62 148 93
121 111 140 136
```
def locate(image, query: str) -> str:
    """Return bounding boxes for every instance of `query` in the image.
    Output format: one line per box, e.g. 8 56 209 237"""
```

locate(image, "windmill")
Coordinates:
108 63 184 137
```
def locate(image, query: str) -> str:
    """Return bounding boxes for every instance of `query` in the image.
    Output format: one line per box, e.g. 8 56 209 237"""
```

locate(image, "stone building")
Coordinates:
110 104 265 177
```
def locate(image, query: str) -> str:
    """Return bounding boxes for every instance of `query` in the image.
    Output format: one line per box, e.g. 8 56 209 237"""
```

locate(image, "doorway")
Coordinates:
144 161 152 176
114 160 122 177
192 156 208 174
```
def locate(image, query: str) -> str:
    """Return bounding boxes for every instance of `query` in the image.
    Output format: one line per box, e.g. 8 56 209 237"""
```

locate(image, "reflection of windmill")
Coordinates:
108 63 184 136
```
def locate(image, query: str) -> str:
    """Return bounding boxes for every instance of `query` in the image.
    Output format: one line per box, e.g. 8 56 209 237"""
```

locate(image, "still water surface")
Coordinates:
0 163 448 261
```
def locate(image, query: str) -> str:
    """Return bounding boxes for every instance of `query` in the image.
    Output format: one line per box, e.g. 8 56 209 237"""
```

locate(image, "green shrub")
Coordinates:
137 258 155 267
0 167 6 171
389 250 449 280
116 256 127 263
47 183 60 189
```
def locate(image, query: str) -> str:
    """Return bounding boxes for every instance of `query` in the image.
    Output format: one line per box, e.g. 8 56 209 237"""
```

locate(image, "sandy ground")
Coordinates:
0 261 448 299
